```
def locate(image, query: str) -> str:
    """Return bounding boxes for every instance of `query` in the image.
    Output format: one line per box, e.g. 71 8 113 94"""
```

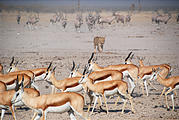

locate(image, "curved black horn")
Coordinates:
15 75 19 91
125 52 132 62
88 52 94 63
82 65 87 75
47 62 52 71
10 56 15 66
71 61 75 71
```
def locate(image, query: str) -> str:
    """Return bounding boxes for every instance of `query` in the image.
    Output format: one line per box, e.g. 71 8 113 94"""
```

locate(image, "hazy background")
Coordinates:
0 0 179 12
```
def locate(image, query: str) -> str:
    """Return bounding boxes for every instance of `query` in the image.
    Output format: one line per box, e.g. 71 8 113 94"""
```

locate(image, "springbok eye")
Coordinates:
16 93 19 97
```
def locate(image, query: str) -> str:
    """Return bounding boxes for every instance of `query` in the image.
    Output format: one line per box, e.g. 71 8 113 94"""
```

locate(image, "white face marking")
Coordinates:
46 102 71 113
64 84 83 92
104 88 118 96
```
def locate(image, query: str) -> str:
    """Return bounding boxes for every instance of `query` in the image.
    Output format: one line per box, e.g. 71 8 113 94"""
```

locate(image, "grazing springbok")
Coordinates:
150 68 179 111
93 36 105 53
155 13 171 24
11 78 90 120
0 77 40 120
87 53 140 95
78 66 135 115
26 13 40 30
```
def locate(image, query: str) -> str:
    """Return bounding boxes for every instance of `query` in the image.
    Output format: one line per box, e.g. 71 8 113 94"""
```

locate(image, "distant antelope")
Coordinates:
125 14 131 23
0 77 40 120
26 13 40 30
150 68 179 111
75 13 83 32
11 78 90 120
98 16 116 25
93 36 105 53
16 14 21 24
155 14 171 24
113 12 125 24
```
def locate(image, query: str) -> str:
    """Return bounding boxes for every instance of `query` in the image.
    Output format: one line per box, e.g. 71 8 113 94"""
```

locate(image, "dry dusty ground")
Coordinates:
0 11 179 120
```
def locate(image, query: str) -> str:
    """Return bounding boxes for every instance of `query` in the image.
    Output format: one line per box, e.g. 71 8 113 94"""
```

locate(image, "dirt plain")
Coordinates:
0 10 179 120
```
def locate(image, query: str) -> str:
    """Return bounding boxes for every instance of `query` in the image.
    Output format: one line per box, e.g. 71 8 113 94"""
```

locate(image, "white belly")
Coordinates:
6 83 16 90
94 76 112 83
64 84 83 92
34 74 46 81
142 75 151 80
174 84 179 90
104 88 118 96
46 102 71 113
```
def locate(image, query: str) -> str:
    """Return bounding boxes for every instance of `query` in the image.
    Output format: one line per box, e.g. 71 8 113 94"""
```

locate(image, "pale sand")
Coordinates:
0 11 178 120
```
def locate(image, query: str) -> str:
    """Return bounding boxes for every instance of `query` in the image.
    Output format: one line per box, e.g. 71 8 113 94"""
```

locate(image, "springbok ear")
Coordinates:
15 61 19 67
53 66 57 72
47 62 53 71
76 64 80 71
10 56 15 66
82 65 88 75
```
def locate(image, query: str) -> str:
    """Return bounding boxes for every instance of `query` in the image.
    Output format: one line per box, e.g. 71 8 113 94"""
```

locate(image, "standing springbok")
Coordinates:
87 53 140 95
150 68 179 111
0 77 40 120
7 59 53 82
11 78 90 120
78 66 135 115
124 52 171 96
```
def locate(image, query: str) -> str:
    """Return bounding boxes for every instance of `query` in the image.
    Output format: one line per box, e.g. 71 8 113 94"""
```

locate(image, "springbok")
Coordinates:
0 73 31 90
0 76 40 120
150 68 179 111
87 53 140 95
11 78 90 120
124 53 171 96
93 36 105 53
78 66 135 115
7 59 53 82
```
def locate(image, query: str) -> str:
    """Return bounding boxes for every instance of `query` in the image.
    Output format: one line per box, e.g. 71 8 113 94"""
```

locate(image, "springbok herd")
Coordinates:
0 51 178 120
